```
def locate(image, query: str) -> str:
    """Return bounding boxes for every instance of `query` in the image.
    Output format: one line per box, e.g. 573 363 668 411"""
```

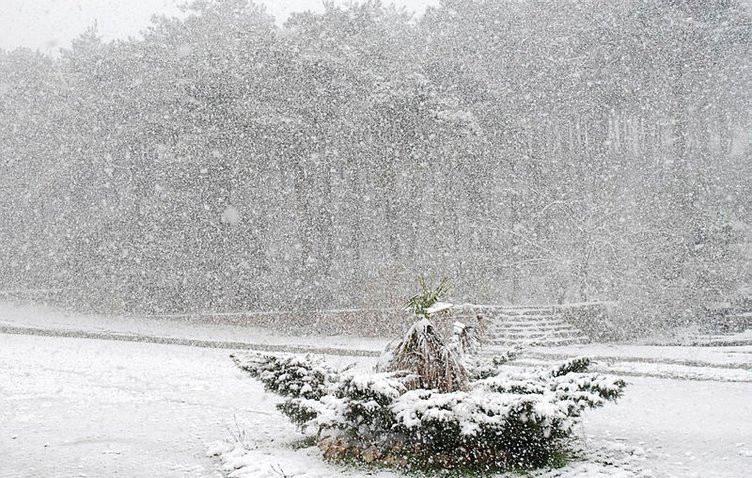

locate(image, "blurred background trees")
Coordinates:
1 0 750 327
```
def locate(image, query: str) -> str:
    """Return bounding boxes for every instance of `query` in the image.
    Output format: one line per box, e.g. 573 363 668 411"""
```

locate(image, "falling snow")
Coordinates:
1 0 751 477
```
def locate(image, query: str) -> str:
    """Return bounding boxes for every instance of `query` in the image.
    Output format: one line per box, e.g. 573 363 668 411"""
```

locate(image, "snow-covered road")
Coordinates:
2 332 751 477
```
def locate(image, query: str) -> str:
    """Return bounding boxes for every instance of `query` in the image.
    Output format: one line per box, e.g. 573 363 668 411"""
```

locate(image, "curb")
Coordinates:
0 324 381 357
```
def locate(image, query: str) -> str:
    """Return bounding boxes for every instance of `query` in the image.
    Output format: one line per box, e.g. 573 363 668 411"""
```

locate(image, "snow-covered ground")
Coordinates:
582 378 752 478
3 302 751 383
531 343 752 367
2 303 752 477
1 334 257 477
0 302 389 353
4 302 752 363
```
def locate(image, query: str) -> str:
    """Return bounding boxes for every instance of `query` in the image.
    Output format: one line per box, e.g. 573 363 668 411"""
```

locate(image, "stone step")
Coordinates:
452 303 589 347
489 313 558 319
489 330 583 339
519 309 556 316
486 315 563 323
454 311 555 317
490 324 581 334
488 330 584 341
490 330 589 339
456 308 556 317
490 327 578 335
489 335 589 347
489 320 562 327
491 322 577 331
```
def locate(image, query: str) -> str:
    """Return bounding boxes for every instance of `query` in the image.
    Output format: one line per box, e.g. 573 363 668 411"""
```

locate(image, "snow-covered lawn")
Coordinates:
583 377 752 478
0 334 289 477
2 331 751 477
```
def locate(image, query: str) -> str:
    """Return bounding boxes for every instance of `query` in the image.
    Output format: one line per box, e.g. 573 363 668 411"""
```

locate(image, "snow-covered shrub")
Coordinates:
479 361 626 417
391 388 571 468
231 282 626 472
230 352 336 426
230 352 333 399
377 357 625 469
315 372 410 448
466 347 523 380
233 349 625 471
550 356 592 377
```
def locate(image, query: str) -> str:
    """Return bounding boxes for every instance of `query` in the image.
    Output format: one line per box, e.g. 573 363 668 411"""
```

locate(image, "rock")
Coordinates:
381 452 408 467
319 437 350 460
361 446 381 464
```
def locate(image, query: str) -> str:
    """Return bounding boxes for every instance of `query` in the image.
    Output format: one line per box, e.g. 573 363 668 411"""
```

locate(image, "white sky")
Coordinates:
0 0 439 55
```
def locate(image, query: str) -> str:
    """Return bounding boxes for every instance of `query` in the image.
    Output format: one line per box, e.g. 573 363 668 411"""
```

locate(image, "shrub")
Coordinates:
232 348 625 471
231 281 626 472
230 352 336 427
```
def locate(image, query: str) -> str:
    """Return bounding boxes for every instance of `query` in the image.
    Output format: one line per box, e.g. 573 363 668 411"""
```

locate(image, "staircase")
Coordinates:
449 304 590 348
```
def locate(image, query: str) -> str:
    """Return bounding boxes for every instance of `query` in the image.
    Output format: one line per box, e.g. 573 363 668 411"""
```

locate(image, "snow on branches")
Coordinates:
233 349 625 470
232 347 626 471
231 280 626 471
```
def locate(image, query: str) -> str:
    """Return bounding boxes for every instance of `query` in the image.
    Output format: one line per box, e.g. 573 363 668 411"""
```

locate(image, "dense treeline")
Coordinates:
1 0 750 327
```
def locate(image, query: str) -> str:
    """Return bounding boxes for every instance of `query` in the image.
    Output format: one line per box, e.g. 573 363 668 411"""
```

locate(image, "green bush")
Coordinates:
232 351 625 471
232 279 625 472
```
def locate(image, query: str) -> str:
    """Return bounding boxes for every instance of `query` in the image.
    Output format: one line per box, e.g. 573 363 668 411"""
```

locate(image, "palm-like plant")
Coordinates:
404 275 450 318
385 276 468 392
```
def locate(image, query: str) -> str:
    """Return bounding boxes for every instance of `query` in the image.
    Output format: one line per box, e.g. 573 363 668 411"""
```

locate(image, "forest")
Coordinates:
1 0 750 328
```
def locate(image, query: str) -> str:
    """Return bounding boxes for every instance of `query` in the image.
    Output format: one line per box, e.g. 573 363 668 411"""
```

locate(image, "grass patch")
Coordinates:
287 435 318 450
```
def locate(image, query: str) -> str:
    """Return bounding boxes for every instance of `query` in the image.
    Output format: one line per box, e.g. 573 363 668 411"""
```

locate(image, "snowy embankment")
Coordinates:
2 302 750 382
509 342 752 382
0 302 388 354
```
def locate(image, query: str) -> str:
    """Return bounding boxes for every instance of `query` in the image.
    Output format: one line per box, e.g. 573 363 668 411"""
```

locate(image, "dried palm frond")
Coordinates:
449 321 483 357
385 318 468 392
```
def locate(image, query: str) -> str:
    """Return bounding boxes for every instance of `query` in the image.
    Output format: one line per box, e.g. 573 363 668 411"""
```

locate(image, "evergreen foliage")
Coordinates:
233 312 625 472
232 281 626 471
468 348 523 380
230 352 335 426
550 357 593 377
230 352 332 399
233 348 625 471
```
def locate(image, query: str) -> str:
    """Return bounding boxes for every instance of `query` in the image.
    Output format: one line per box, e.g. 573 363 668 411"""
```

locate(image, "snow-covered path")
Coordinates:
0 334 294 478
